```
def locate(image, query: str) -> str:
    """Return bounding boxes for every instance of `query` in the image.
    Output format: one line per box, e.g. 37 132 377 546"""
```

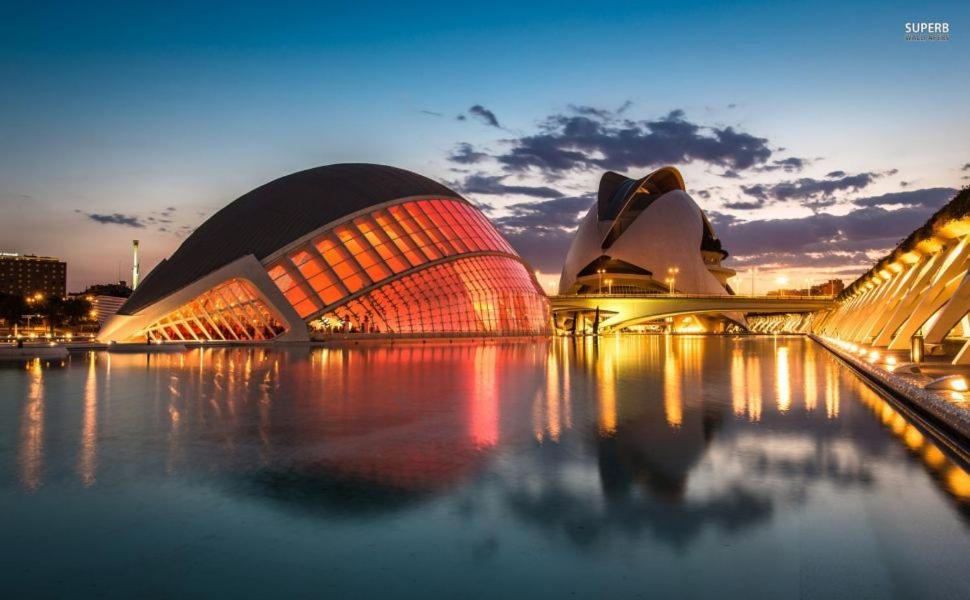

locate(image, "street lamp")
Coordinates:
667 267 679 294
605 278 613 295
597 268 605 294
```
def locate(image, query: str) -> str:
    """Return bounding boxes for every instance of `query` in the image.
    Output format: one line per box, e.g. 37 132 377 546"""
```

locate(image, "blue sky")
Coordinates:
2 1 968 292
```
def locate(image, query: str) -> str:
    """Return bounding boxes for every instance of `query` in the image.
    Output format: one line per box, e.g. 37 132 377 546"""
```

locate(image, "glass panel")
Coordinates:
264 198 540 331
143 279 289 342
317 256 549 335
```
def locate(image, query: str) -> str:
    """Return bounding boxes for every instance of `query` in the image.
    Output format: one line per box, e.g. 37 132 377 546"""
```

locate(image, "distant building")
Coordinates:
766 279 844 297
0 252 67 297
83 281 132 298
813 279 844 296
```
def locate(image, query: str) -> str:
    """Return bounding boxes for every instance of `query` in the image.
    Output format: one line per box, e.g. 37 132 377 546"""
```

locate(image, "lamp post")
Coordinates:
605 278 613 295
597 268 605 294
667 267 679 294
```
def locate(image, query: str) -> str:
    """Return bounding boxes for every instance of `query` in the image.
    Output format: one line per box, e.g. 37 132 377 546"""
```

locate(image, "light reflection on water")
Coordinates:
0 336 968 598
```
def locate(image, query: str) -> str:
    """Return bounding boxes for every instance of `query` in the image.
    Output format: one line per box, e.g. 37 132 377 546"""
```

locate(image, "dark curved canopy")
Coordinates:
577 255 652 277
121 164 460 315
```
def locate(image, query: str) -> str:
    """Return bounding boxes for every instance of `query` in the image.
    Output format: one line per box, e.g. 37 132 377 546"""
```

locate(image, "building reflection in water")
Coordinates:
804 343 818 412
472 345 499 448
19 358 45 491
726 339 761 422
775 345 791 412
825 360 840 419
78 353 98 486
663 335 682 428
595 339 617 436
8 336 968 529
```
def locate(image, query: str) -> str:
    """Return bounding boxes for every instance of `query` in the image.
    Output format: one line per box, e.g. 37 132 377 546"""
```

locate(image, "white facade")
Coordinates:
559 167 735 297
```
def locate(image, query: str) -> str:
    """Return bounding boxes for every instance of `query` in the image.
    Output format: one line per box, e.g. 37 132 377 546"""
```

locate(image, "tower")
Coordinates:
132 240 140 290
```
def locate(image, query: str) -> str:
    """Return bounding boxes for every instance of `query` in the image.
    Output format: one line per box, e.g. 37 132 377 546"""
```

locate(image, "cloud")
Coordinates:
491 195 594 272
851 187 954 209
419 109 443 117
468 104 501 128
85 213 145 228
712 187 957 270
448 143 488 164
495 108 773 175
739 172 878 210
962 163 970 171
756 156 810 173
493 195 593 230
825 170 846 178
722 200 766 210
456 173 564 198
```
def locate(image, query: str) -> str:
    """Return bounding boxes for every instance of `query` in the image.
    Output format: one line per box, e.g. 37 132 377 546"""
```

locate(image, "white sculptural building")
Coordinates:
558 167 739 332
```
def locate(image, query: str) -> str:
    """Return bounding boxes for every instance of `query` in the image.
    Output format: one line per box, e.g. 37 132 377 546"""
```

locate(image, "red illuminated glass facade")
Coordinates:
265 198 549 335
322 256 548 334
144 279 287 342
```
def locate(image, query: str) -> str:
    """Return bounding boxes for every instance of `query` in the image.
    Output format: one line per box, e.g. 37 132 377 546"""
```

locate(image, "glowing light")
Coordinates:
776 346 791 412
946 466 970 499
597 347 617 435
664 337 682 428
731 348 746 416
924 375 969 392
79 355 98 486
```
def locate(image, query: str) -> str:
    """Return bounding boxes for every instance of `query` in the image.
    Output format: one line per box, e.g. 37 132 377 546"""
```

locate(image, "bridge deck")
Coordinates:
549 293 833 331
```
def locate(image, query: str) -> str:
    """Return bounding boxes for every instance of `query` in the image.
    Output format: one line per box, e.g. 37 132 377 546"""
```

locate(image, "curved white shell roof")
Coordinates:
559 183 730 296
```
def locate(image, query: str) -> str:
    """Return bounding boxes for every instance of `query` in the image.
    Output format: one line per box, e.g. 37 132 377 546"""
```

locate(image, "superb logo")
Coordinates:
905 22 950 41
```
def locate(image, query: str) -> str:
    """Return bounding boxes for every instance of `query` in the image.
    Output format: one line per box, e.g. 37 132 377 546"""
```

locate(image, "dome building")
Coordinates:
99 164 550 343
558 167 739 331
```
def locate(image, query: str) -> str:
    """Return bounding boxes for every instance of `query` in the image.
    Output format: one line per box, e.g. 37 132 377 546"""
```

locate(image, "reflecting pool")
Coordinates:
1 336 968 598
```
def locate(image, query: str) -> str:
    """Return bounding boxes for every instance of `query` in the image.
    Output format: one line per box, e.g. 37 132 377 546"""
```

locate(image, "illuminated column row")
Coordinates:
814 218 970 363
747 313 815 334
265 198 519 320
144 279 287 342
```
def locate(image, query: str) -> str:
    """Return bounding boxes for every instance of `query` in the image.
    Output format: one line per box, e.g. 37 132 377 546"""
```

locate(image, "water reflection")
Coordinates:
3 336 969 594
18 358 44 491
78 353 98 486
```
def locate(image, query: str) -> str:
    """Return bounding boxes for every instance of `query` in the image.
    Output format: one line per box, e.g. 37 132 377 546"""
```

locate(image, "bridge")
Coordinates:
549 293 833 333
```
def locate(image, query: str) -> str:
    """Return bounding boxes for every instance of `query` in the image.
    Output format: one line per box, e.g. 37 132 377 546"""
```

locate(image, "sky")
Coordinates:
2 0 968 294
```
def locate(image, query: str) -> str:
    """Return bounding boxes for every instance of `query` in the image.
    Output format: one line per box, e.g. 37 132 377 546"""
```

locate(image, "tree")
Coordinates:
41 295 65 336
62 297 92 327
0 293 27 333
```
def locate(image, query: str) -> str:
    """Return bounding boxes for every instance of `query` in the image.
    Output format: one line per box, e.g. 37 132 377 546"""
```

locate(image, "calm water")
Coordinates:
1 336 968 599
